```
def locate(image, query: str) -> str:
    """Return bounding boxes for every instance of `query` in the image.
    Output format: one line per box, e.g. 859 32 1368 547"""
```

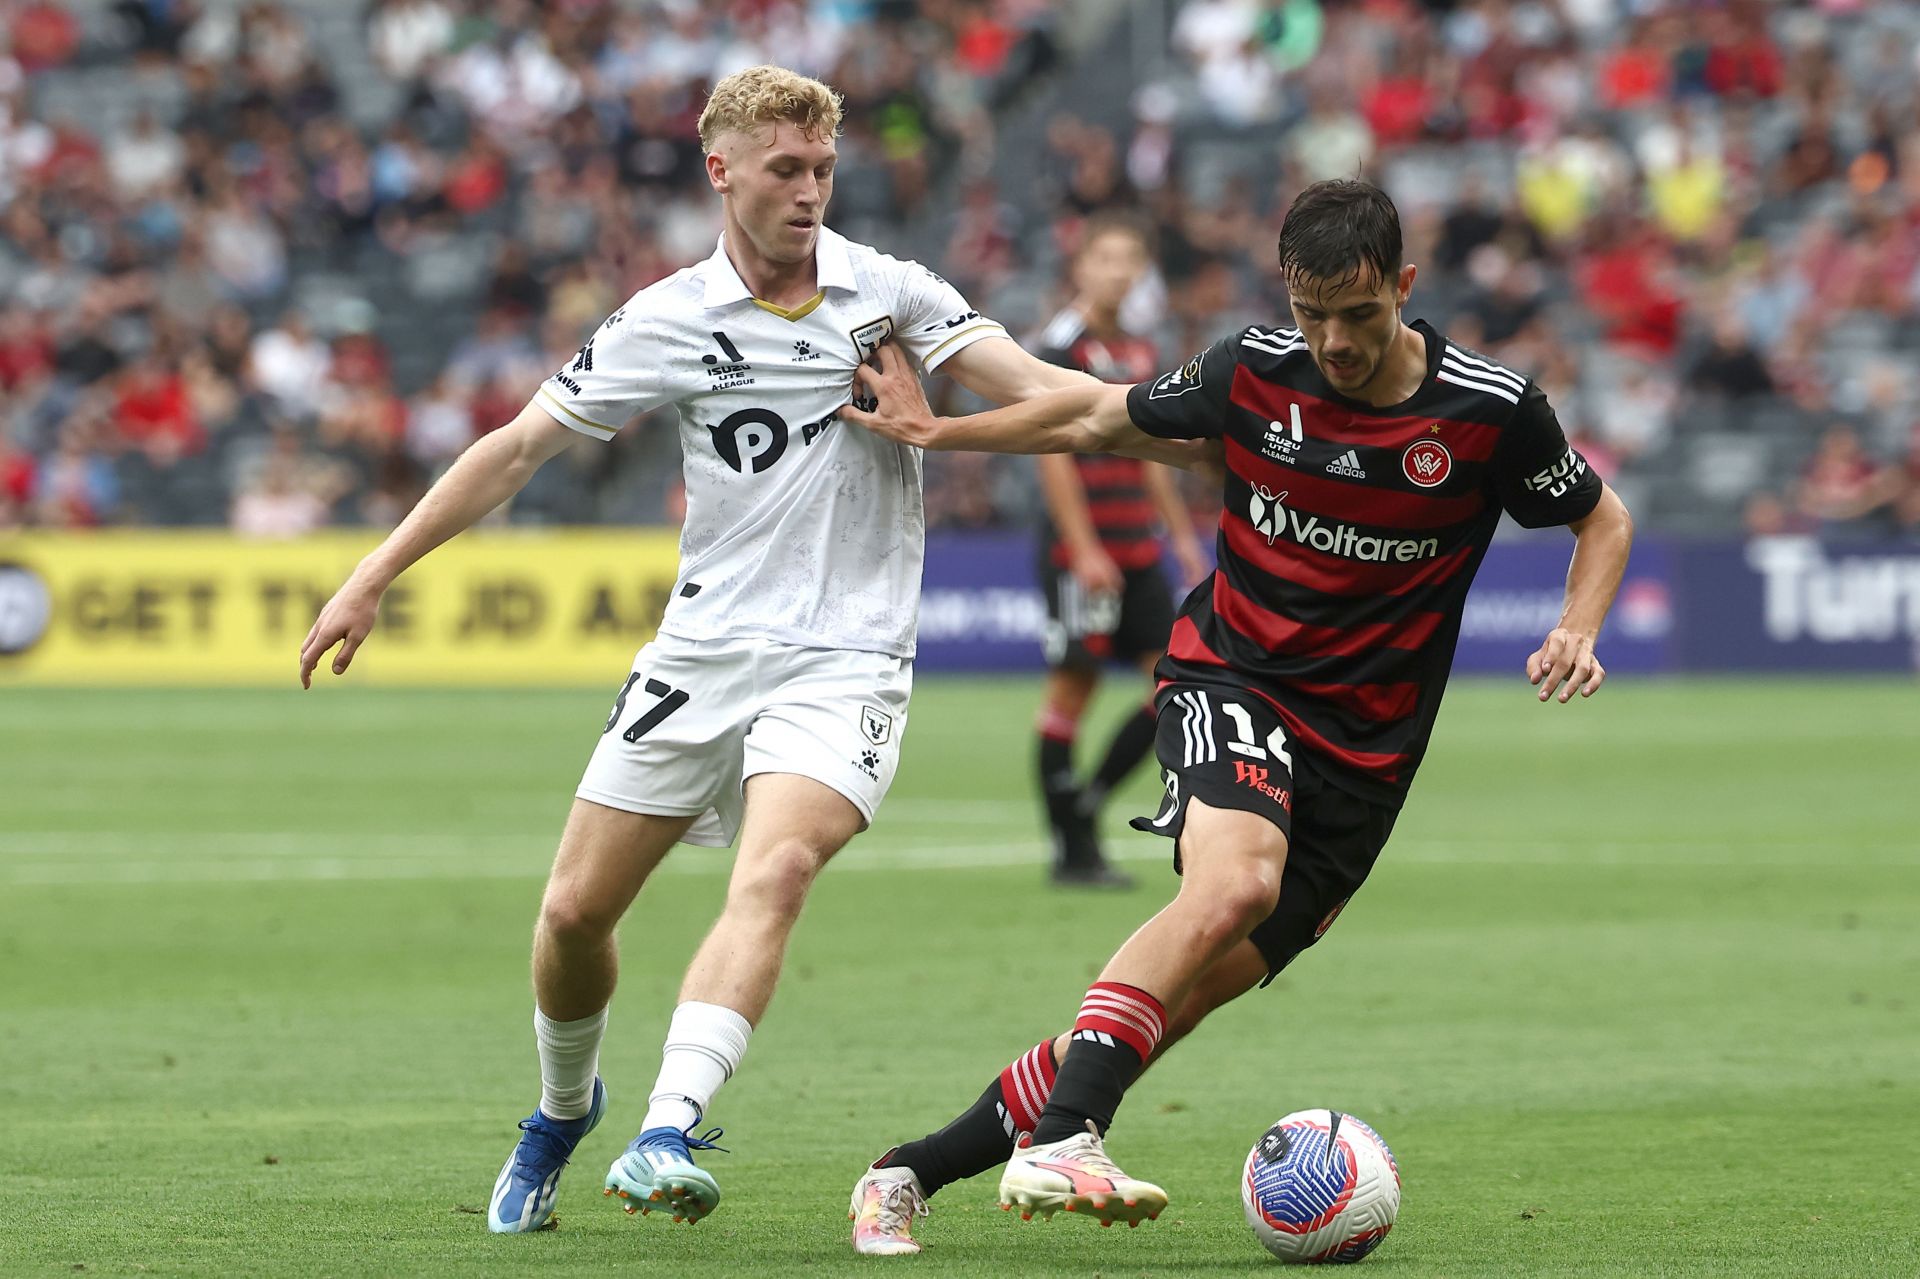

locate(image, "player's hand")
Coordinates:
1071 544 1125 596
300 580 382 689
1192 440 1226 486
1526 627 1605 703
840 342 937 447
1173 538 1210 588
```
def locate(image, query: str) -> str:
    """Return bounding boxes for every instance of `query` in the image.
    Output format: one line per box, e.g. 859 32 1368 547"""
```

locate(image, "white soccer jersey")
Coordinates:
534 226 1006 658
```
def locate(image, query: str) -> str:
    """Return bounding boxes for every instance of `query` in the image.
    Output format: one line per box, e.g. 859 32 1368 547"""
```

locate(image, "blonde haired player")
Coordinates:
300 65 1196 1235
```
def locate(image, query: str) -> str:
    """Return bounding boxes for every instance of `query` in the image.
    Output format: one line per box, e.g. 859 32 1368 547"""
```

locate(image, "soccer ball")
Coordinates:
1242 1109 1401 1264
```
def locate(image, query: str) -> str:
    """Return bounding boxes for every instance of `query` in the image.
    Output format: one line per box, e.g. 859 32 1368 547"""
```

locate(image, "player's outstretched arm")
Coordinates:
1527 481 1634 704
840 343 1142 456
298 401 576 687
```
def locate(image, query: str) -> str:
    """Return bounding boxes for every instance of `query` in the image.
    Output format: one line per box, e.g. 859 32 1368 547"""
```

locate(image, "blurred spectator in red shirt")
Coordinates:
1796 425 1898 533
115 355 206 460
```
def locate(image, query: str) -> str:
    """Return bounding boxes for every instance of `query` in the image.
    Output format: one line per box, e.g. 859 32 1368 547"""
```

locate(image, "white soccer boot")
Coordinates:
998 1120 1167 1227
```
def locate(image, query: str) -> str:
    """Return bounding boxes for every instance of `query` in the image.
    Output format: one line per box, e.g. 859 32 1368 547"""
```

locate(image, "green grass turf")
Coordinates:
2 676 1917 1277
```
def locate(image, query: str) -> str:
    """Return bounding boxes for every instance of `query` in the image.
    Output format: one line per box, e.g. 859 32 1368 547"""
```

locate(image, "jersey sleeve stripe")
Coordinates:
1441 347 1525 389
1434 368 1520 405
919 321 1008 368
1241 336 1306 358
536 387 619 436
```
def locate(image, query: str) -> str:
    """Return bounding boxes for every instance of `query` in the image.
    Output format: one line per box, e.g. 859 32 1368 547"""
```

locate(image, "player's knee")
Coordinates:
729 839 829 919
1192 856 1284 939
538 887 619 945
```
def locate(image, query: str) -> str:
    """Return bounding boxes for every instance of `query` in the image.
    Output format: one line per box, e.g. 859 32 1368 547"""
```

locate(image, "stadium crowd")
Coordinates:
1 0 1917 540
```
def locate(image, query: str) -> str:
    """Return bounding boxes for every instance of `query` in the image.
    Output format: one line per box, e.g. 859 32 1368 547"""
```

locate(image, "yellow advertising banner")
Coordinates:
0 530 684 686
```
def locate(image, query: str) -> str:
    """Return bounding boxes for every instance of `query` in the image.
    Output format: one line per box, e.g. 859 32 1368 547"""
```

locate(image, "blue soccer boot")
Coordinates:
486 1078 607 1233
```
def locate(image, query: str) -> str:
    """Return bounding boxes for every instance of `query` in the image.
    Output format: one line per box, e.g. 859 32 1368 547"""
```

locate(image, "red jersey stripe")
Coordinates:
1224 438 1489 528
1211 574 1446 657
1229 368 1502 459
1167 613 1227 668
1245 685 1410 778
1222 512 1477 597
1086 497 1158 524
1278 676 1422 724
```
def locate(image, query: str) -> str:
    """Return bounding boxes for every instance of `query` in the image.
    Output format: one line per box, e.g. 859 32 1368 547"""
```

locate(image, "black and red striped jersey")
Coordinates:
1036 308 1165 571
1123 319 1602 805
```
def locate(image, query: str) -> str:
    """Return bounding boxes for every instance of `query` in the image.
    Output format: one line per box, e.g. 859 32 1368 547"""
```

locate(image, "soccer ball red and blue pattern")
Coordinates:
1242 1109 1402 1264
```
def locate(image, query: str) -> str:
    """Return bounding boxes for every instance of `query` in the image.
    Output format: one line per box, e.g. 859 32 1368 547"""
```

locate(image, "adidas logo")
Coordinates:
1325 448 1367 479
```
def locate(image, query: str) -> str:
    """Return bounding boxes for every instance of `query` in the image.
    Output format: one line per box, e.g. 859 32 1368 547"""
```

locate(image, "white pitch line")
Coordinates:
3 835 1913 886
0 840 1166 886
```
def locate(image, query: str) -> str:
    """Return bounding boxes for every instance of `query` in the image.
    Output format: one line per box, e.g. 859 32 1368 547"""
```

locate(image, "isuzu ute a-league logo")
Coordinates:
1402 438 1452 488
1262 403 1305 463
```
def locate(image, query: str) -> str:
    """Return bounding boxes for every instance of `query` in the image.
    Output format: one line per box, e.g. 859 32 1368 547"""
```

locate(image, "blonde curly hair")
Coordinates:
697 65 844 153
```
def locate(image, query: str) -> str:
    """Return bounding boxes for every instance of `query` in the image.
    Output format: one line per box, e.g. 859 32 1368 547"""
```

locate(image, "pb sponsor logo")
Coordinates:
1248 486 1441 563
1402 438 1452 488
1233 760 1291 809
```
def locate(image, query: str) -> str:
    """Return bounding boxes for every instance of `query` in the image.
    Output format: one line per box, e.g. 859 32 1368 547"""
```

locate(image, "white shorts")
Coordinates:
576 631 913 848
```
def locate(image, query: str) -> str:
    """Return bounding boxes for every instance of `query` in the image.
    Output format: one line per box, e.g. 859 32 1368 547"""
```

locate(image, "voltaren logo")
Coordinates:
1247 486 1441 563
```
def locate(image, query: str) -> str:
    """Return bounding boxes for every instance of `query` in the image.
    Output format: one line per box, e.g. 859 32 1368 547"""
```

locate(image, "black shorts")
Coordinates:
1039 556 1176 670
1129 681 1398 983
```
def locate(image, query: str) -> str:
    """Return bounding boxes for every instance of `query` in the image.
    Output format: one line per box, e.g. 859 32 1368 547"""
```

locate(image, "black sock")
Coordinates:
1030 1037 1144 1143
1082 705 1157 814
1036 730 1082 857
880 1040 1057 1196
1030 983 1166 1144
878 1081 1005 1197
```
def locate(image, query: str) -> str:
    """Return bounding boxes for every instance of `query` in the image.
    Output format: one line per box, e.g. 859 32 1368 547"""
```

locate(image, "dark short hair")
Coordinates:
1275 180 1402 294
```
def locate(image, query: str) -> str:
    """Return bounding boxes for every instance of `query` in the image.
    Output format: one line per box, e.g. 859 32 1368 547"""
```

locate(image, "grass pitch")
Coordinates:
3 676 1917 1277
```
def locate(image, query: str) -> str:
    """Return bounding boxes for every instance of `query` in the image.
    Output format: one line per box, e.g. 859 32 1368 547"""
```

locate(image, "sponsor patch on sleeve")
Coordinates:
1147 354 1206 400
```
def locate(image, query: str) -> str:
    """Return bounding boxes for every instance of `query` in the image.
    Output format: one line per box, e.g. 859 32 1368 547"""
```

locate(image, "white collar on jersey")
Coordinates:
701 224 857 311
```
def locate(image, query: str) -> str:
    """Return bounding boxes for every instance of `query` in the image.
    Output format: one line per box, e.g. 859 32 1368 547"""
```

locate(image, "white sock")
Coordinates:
535 1005 608 1121
641 1001 753 1133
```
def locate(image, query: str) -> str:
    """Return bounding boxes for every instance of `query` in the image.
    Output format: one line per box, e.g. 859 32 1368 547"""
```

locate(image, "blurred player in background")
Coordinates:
298 65 1198 1239
1032 218 1208 888
837 179 1634 1254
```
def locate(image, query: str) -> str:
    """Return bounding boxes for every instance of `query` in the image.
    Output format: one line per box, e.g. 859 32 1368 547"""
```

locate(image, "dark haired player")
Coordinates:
1032 219 1209 887
836 179 1634 1253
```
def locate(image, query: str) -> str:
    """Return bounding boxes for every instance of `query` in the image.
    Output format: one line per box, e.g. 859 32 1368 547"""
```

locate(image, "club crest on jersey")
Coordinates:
1148 352 1206 400
1249 485 1289 545
860 705 893 745
1262 403 1305 463
1402 438 1452 488
849 316 895 412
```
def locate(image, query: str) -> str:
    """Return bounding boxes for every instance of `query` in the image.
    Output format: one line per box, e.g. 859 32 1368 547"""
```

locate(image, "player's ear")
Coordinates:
706 150 729 195
1395 263 1416 307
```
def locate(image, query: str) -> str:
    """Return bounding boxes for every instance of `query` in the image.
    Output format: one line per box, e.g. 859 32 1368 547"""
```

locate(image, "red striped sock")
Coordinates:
1072 981 1166 1063
996 1039 1059 1135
